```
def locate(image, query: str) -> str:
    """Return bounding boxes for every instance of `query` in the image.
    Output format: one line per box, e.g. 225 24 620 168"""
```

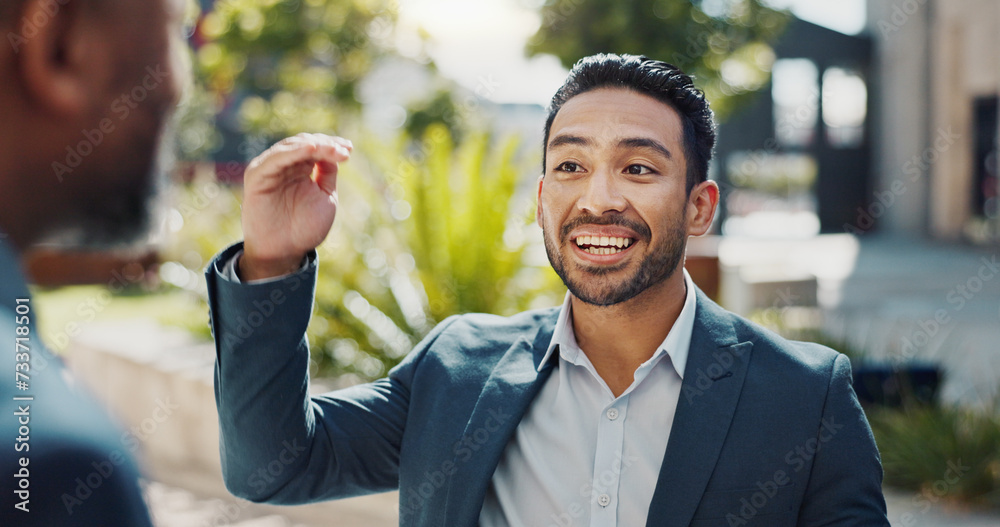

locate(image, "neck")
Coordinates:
570 269 688 397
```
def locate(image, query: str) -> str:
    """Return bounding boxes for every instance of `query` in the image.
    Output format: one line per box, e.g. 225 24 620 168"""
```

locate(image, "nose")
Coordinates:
578 168 627 216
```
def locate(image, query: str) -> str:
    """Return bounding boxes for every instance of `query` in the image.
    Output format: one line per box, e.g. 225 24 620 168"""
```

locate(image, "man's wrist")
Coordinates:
237 250 306 281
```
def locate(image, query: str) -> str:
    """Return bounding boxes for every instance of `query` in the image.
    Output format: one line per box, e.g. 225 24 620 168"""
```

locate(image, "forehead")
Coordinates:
548 88 684 149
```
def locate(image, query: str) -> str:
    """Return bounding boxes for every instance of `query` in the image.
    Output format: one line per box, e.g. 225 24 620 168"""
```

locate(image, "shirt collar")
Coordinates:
539 268 698 379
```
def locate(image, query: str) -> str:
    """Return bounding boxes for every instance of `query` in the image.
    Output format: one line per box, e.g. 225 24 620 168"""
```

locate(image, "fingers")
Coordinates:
247 133 352 187
313 159 339 196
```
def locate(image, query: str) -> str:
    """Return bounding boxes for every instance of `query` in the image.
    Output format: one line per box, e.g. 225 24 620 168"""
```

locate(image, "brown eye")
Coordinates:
625 164 653 175
557 162 581 173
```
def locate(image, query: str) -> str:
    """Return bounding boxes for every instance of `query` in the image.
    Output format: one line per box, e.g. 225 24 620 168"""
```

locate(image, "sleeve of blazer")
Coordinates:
206 242 453 504
797 353 889 526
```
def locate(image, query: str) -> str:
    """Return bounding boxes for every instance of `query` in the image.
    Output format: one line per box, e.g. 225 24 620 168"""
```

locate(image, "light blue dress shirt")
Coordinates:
480 270 696 527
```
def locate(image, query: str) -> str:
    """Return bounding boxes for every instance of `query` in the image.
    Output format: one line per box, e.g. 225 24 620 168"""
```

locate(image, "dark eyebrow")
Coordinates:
547 134 592 150
619 137 672 159
547 135 673 161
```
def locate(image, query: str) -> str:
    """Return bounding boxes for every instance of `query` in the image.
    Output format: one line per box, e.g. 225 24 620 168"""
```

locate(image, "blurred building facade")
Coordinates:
714 18 872 236
868 0 1000 242
716 3 1000 244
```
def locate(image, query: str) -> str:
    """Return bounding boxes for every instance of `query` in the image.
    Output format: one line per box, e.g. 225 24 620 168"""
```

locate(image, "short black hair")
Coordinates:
543 53 716 193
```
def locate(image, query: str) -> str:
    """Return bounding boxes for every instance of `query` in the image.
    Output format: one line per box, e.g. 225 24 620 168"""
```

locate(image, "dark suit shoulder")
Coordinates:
738 316 839 368
436 307 559 351
697 292 842 382
391 307 558 386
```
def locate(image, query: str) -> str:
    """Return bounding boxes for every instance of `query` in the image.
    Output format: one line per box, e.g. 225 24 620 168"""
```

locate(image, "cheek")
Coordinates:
539 191 570 229
634 190 686 230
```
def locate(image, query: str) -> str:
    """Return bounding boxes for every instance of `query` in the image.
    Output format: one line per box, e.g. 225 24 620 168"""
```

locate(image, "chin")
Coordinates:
43 122 175 250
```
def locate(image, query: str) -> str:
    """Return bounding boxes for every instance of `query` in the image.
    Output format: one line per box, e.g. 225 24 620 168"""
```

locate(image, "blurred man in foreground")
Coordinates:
0 0 187 524
208 54 888 525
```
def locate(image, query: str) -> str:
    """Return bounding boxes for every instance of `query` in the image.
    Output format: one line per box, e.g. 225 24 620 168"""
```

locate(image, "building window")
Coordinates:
973 96 998 222
772 58 819 148
822 67 867 149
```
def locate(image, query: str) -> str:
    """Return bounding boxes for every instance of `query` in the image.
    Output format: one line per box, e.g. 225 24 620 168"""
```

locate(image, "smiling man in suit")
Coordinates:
207 53 888 526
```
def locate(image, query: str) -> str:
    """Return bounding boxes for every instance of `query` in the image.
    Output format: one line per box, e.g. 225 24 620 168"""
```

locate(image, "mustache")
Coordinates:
559 213 651 242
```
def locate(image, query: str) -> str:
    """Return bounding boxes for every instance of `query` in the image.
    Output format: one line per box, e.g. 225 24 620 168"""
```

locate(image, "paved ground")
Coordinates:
144 477 399 527
718 234 1000 408
884 489 1000 527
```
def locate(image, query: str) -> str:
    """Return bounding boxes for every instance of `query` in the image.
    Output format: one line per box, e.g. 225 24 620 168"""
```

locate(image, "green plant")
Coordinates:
196 0 399 136
162 126 564 383
869 405 1000 508
305 125 563 382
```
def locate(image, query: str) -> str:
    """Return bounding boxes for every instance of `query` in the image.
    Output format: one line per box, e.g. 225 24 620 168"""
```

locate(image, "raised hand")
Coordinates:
238 133 352 281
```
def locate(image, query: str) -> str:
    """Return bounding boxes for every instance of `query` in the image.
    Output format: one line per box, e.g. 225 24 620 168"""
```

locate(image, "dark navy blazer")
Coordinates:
208 242 888 526
0 240 152 526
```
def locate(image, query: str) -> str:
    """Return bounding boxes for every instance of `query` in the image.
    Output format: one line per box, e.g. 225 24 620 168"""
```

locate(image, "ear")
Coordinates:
16 0 111 118
535 174 545 228
686 180 719 237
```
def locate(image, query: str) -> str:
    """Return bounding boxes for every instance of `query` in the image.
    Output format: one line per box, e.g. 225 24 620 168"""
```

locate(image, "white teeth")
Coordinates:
584 246 624 255
575 235 634 248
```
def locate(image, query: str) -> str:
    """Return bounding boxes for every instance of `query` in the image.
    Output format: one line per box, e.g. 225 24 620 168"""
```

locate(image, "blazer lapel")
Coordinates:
646 291 753 527
442 313 558 526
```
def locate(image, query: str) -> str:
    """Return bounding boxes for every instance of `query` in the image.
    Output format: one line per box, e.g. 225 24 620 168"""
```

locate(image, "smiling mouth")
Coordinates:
574 235 635 255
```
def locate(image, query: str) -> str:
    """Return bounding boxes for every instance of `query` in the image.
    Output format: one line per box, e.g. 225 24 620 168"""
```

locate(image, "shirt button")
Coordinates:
606 408 619 420
597 493 611 507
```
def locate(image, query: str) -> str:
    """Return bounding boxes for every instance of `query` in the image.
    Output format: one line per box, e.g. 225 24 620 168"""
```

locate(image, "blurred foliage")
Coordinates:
187 0 399 149
165 0 567 383
869 405 1000 508
307 125 561 382
164 128 563 382
527 0 789 119
404 89 463 142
